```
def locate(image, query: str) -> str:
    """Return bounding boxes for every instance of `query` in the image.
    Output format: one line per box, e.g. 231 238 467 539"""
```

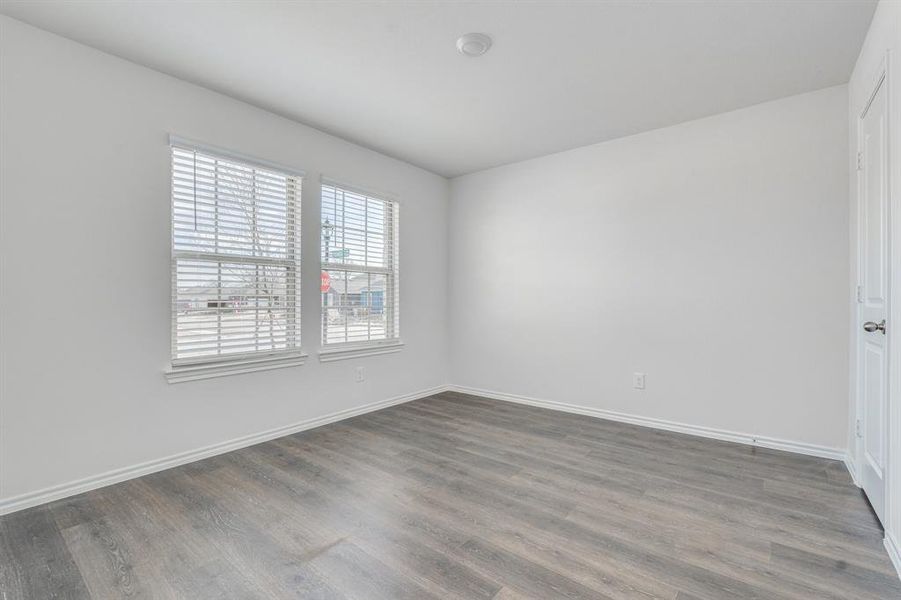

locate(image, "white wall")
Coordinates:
449 85 850 451
0 12 865 521
0 17 449 507
847 0 901 574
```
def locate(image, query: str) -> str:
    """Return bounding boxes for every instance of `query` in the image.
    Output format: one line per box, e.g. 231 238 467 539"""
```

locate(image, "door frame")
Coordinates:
851 48 899 542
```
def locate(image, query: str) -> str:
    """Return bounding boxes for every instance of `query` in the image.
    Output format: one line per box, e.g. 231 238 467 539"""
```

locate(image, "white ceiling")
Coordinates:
0 1 876 178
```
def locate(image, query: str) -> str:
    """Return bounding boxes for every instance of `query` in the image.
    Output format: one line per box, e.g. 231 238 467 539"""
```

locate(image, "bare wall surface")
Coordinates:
0 17 450 503
449 85 850 451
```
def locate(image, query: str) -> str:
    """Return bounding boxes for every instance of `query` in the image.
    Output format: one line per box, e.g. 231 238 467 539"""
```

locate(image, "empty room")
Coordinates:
1 0 901 598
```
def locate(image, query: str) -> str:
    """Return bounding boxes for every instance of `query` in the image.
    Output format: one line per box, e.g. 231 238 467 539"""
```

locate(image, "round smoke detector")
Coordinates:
456 33 492 57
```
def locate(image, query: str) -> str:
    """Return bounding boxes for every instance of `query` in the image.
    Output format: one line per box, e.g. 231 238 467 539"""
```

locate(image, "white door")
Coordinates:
857 71 889 524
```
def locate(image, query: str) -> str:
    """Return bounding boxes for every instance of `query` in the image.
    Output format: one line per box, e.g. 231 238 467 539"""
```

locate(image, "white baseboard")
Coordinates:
844 455 862 487
448 385 848 462
0 384 449 516
886 532 901 582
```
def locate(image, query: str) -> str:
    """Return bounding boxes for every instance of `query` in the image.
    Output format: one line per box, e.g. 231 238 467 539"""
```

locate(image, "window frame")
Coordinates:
165 136 307 383
318 178 402 360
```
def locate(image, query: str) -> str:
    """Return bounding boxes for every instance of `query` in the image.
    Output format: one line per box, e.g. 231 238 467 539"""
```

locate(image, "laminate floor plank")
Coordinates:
0 505 91 600
57 510 145 598
408 465 788 600
2 392 899 599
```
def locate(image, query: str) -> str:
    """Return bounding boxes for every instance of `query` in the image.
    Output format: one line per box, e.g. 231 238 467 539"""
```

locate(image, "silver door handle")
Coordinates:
863 319 886 334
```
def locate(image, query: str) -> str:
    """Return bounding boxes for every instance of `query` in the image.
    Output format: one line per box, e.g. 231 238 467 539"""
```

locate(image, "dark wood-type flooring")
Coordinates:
2 392 900 599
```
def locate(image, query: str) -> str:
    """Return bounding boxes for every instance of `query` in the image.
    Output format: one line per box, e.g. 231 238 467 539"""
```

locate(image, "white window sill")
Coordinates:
165 352 307 384
318 340 404 363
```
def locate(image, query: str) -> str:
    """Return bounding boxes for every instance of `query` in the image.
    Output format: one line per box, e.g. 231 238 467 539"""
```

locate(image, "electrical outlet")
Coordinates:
632 372 646 390
355 366 365 383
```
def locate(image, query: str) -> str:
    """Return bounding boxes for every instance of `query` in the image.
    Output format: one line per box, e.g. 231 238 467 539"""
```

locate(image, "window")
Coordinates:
321 181 399 351
169 139 303 380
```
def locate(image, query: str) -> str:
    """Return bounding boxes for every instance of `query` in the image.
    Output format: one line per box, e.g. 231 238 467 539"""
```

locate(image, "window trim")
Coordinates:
317 340 404 363
165 352 308 384
319 176 399 205
318 176 401 354
168 135 306 179
166 136 305 383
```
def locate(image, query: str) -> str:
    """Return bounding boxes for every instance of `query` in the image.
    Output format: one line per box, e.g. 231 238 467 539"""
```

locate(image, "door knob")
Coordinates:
863 319 886 334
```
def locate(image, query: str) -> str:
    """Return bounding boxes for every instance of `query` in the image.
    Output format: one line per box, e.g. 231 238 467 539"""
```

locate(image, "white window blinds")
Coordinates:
321 182 399 346
171 142 302 364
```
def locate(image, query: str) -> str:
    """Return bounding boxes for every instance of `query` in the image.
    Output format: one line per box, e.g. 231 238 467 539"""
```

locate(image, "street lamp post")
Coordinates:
323 217 334 261
322 218 335 308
